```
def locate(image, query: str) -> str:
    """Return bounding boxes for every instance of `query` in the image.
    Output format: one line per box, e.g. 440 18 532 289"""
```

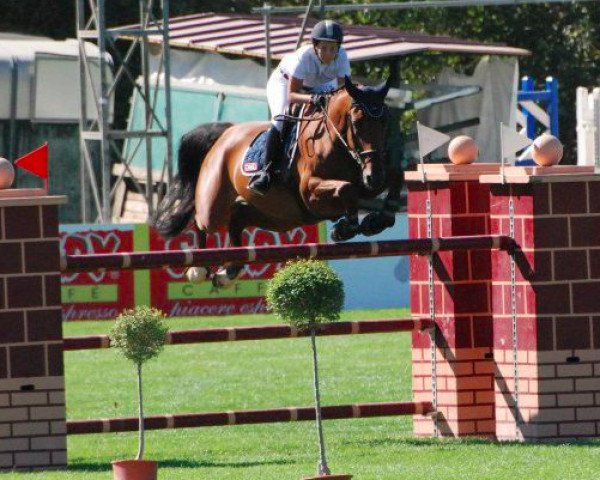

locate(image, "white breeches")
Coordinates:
266 71 288 131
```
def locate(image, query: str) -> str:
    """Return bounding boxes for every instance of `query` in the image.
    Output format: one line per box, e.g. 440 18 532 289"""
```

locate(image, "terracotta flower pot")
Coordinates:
303 474 352 480
112 459 158 480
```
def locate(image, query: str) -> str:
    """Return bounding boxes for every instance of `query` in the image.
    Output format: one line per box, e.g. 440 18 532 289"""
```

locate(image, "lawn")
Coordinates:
5 308 600 479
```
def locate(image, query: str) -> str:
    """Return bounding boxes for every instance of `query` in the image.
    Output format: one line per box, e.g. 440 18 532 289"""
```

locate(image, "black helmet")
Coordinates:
311 20 343 44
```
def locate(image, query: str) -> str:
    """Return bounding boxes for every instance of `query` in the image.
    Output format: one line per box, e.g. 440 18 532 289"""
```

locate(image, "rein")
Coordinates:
273 92 388 169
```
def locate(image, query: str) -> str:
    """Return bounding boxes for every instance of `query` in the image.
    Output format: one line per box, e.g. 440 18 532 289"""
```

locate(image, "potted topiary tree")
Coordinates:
109 306 168 480
266 259 350 480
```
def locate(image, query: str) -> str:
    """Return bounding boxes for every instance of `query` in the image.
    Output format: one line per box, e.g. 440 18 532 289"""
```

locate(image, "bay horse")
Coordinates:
153 76 402 286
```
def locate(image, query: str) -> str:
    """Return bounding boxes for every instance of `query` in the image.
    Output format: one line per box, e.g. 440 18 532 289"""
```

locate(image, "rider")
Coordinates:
248 20 351 196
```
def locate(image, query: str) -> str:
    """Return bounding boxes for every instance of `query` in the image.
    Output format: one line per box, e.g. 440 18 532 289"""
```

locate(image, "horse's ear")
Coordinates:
378 77 391 100
344 75 361 101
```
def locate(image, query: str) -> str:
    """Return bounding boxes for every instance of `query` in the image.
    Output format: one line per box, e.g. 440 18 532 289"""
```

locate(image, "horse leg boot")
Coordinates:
331 210 360 242
248 125 282 196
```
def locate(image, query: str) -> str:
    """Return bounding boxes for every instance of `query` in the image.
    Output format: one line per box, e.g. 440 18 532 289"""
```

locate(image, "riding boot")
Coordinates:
248 126 282 196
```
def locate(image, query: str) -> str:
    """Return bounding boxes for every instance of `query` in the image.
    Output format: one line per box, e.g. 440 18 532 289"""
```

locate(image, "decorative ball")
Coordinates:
0 158 15 189
532 134 563 167
448 136 479 165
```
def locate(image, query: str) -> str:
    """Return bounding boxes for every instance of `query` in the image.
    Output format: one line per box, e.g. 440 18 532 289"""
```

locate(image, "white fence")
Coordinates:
576 87 600 166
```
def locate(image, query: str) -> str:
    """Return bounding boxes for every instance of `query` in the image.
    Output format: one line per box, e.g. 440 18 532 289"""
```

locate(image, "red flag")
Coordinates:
15 143 48 179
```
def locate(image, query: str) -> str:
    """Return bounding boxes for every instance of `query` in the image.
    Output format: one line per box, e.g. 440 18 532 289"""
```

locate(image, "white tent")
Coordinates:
0 36 112 122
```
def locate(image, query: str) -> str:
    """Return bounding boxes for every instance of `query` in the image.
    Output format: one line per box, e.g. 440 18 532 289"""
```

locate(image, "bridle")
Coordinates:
321 99 389 169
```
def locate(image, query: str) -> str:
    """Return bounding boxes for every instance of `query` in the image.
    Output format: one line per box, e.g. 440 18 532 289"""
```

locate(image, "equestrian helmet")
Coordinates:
311 20 343 44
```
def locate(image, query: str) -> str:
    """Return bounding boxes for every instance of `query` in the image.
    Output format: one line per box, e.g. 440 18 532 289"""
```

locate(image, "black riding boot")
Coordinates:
248 126 282 196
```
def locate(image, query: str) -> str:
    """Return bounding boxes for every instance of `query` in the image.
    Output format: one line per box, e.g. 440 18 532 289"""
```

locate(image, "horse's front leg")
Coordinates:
358 168 404 237
306 177 361 242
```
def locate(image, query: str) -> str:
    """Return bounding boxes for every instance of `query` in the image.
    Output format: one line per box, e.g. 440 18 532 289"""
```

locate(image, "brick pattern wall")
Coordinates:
0 199 66 469
409 181 495 437
490 181 600 440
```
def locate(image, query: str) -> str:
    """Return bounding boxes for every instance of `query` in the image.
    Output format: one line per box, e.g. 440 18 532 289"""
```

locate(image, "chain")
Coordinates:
426 199 438 436
509 198 520 437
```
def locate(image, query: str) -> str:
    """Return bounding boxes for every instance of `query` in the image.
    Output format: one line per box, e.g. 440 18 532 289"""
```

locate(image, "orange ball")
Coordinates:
448 136 479 165
0 158 15 189
532 134 563 167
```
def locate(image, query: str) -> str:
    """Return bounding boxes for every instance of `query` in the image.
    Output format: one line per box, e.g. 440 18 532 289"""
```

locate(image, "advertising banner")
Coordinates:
60 223 323 320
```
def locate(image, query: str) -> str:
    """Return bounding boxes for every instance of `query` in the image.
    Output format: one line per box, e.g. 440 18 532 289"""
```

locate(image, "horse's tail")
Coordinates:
153 122 233 238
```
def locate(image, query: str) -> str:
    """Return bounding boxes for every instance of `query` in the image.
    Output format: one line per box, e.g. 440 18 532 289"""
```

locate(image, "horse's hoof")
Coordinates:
331 229 350 242
212 267 238 289
359 212 395 237
186 266 208 283
331 220 359 243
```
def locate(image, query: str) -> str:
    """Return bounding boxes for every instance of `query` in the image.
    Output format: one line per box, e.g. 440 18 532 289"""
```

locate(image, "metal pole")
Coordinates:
319 0 326 17
263 3 272 87
76 0 88 222
295 0 316 50
140 0 155 219
97 0 112 222
521 76 536 139
161 0 174 183
546 76 559 137
253 0 599 14
8 57 18 164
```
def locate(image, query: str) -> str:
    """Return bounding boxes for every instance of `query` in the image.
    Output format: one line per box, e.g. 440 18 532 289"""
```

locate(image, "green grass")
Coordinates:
5 308 600 479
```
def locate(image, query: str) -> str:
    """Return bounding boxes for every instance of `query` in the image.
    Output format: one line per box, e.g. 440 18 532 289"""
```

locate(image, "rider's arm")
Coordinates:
337 77 346 87
288 76 313 105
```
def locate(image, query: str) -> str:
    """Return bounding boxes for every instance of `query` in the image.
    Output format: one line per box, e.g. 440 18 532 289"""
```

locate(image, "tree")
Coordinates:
110 305 168 461
267 259 346 478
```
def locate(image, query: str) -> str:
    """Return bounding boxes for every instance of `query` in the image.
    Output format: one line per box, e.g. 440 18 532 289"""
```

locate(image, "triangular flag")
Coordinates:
417 122 451 158
500 125 533 160
15 142 48 179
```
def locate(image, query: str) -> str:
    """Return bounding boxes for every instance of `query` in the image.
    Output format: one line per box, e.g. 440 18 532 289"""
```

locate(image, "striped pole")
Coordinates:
61 235 515 273
64 318 434 351
67 401 433 434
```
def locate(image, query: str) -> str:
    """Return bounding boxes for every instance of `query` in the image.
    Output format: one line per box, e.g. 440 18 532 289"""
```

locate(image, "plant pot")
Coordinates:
112 460 158 480
303 475 352 480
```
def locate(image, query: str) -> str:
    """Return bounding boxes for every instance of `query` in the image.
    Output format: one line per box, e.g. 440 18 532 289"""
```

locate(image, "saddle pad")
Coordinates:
240 122 299 177
241 130 268 176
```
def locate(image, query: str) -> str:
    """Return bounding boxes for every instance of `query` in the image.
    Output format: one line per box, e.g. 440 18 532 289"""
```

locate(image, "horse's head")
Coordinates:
340 75 391 192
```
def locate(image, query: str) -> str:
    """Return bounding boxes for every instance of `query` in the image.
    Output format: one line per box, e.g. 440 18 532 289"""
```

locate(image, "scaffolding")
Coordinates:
76 0 173 223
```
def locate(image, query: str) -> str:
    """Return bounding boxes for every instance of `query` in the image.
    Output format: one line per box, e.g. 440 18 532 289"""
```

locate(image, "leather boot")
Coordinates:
248 126 282 196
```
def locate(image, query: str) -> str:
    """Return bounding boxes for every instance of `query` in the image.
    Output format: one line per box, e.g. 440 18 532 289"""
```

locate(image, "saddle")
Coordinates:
241 103 304 180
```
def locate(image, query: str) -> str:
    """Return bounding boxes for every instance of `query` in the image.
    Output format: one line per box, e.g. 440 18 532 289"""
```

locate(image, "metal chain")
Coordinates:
426 199 438 436
509 198 521 437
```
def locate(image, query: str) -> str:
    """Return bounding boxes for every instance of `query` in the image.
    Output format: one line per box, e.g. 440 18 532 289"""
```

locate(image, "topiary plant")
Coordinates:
110 306 168 461
267 259 345 478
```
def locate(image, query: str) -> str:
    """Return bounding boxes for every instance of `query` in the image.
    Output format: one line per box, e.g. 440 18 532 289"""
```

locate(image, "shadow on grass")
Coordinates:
357 436 600 448
69 458 294 472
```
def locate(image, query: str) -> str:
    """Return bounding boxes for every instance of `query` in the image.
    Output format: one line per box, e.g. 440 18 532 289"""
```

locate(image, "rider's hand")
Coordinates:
311 94 327 109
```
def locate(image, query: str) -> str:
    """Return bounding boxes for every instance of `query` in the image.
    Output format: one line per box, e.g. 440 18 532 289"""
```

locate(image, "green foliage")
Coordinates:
266 260 344 330
110 306 168 366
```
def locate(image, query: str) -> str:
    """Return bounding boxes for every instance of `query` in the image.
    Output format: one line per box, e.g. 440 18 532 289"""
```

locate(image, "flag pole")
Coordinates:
417 122 427 183
500 123 506 185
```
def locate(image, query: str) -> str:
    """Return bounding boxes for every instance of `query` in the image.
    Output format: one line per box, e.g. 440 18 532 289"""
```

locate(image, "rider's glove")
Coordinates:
311 94 327 109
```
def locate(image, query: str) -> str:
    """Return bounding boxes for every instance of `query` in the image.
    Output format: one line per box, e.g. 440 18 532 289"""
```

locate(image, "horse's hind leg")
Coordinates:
185 227 209 283
212 201 252 288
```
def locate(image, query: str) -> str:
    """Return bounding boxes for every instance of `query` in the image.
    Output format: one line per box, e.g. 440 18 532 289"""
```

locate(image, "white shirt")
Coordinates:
278 44 351 91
